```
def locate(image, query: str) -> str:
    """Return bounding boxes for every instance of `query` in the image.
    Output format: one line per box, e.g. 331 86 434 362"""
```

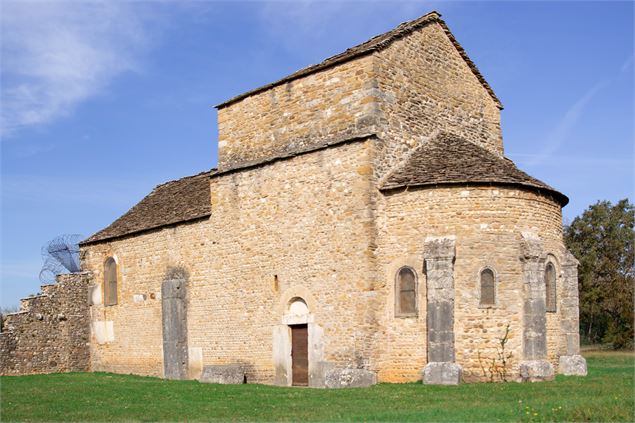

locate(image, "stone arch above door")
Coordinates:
276 286 317 319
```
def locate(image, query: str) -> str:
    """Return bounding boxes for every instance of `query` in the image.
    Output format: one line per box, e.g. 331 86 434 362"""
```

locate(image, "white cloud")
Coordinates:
0 1 153 137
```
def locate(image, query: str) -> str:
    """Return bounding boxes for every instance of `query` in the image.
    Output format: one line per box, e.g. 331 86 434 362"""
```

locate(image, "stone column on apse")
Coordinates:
422 236 462 385
519 232 554 382
558 250 587 376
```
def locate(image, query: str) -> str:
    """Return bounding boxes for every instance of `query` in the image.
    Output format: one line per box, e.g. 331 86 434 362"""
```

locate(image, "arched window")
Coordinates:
545 262 557 312
395 267 417 316
479 268 495 306
104 257 118 306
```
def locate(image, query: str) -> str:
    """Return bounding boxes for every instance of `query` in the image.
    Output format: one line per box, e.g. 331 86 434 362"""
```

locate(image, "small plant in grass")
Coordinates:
478 323 513 382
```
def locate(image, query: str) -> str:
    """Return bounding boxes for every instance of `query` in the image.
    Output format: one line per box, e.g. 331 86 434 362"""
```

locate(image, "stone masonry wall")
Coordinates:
82 139 381 384
217 21 502 176
0 272 91 375
195 139 378 383
217 56 378 169
374 22 503 175
83 148 569 384
81 220 208 377
375 186 565 382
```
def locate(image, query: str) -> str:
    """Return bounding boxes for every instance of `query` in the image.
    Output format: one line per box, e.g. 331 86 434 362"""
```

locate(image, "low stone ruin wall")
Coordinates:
0 272 92 375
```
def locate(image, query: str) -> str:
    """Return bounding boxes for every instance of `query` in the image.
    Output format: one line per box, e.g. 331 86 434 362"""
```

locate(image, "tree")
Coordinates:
564 199 634 349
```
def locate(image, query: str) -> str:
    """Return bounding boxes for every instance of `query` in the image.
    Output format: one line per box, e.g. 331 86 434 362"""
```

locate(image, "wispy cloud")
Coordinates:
525 80 607 166
0 1 155 137
526 54 634 166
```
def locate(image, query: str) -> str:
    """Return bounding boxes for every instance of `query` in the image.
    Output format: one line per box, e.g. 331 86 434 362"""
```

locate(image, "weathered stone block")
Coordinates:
560 319 578 333
424 236 456 259
422 362 462 385
520 232 543 259
519 360 554 382
428 341 455 364
427 301 453 330
323 367 376 389
88 284 101 306
558 355 587 376
199 364 245 384
162 275 188 380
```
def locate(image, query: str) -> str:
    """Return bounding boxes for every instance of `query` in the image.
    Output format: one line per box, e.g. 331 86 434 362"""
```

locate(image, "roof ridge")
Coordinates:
377 130 442 187
216 10 503 109
153 169 214 190
81 168 213 245
215 12 440 108
213 133 377 176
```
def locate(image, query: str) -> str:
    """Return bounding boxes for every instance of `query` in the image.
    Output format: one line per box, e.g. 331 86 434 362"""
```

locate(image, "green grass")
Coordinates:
1 352 633 422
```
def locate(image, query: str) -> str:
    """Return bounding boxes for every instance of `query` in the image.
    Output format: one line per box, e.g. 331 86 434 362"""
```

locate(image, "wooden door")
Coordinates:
291 324 308 386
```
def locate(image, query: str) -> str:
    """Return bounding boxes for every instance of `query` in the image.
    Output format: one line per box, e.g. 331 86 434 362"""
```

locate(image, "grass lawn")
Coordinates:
1 352 633 422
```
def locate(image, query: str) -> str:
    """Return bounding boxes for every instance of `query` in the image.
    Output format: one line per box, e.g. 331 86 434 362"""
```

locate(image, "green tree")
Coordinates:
564 199 634 349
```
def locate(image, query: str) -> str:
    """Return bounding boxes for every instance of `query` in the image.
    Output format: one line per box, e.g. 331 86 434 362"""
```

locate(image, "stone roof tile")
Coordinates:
81 170 212 245
380 133 568 205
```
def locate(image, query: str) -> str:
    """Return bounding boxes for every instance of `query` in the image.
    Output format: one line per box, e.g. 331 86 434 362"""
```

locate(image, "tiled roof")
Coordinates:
380 133 568 205
216 11 501 109
81 170 212 245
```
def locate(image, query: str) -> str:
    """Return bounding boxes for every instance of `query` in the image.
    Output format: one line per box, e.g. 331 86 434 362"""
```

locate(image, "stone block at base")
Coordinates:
519 360 554 382
422 362 462 385
324 367 376 388
199 364 245 384
558 355 587 376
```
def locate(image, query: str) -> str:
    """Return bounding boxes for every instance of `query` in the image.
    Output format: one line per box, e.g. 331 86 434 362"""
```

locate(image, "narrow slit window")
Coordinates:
545 262 557 312
104 257 118 306
396 267 417 316
480 268 495 306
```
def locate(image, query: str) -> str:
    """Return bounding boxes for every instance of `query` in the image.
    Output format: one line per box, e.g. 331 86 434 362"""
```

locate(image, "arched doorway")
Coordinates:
273 289 323 387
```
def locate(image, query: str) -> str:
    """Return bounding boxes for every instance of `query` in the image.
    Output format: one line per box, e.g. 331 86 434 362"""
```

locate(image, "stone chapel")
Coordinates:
77 11 587 387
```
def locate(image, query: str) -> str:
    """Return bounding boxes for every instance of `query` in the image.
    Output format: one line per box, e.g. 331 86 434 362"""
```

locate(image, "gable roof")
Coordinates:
81 170 213 245
216 11 502 109
380 133 568 206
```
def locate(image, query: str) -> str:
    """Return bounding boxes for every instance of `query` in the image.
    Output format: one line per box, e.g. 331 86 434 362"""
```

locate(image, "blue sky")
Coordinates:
1 1 633 308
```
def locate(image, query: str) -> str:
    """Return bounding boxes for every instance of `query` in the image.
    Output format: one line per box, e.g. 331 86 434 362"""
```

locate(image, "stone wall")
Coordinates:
217 21 502 176
374 186 565 382
82 220 208 377
0 272 92 375
81 148 574 385
374 21 503 175
217 56 379 169
82 139 382 385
